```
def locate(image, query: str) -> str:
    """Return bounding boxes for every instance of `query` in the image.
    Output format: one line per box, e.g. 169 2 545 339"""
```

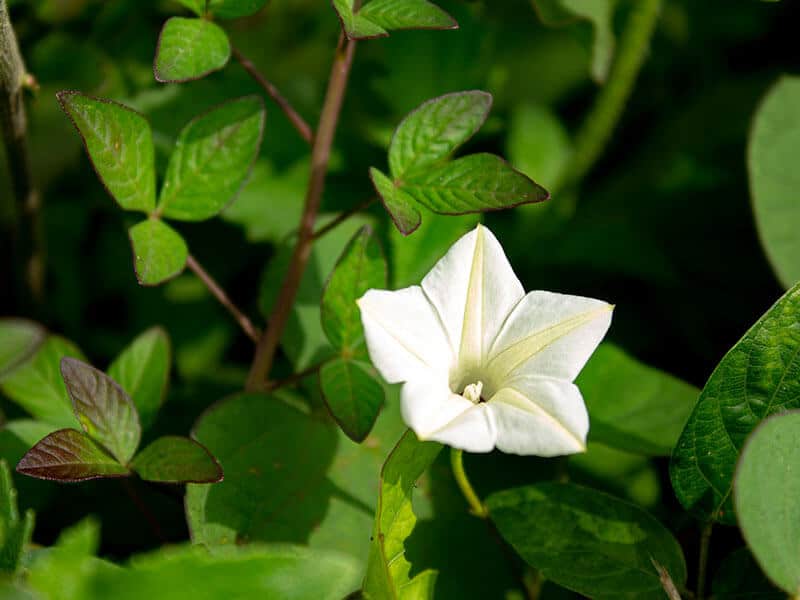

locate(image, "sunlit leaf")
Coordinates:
128 219 188 286
131 436 221 483
154 18 231 83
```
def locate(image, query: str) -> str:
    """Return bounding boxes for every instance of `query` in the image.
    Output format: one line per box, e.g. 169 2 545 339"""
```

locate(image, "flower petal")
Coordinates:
400 372 474 438
421 225 524 373
487 291 613 384
358 286 453 384
421 403 497 453
488 376 588 456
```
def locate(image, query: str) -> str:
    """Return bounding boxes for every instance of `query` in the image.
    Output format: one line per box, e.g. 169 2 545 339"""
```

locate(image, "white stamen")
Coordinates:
462 381 484 404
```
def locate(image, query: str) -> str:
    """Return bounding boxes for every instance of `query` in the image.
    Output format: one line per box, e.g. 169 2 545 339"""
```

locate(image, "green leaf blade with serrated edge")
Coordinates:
670 282 800 524
57 91 156 213
131 436 222 483
0 336 84 428
16 429 129 482
154 18 231 83
401 153 549 214
487 482 687 600
321 226 387 352
0 460 34 573
320 359 384 443
577 343 699 456
362 430 441 599
207 0 267 19
129 219 188 286
370 167 421 235
158 96 265 221
108 327 171 431
61 358 141 465
734 411 800 595
748 76 800 289
388 91 492 180
0 318 45 379
359 0 457 32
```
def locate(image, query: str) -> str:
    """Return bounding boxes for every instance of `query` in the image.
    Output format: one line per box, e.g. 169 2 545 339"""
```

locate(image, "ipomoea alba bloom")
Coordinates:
357 224 613 456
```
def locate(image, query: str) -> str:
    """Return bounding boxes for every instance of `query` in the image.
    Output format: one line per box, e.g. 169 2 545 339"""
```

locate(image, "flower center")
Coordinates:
462 381 484 404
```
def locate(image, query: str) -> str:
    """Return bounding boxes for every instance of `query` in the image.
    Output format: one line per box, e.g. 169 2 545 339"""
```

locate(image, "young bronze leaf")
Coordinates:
60 358 141 465
131 436 222 483
17 429 129 482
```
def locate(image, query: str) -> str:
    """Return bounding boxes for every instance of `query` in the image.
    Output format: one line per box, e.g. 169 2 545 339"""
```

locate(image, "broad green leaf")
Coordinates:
388 91 492 180
17 429 129 482
734 411 800 595
0 319 45 379
577 344 699 456
57 91 156 213
128 218 188 286
359 0 457 32
487 482 687 599
154 18 231 83
207 0 267 19
131 436 221 483
362 431 442 599
712 548 783 599
670 282 800 524
371 167 421 235
332 0 388 39
400 153 549 214
321 226 387 352
748 76 800 288
0 336 84 428
0 460 34 572
187 392 416 566
61 358 141 464
175 0 206 16
320 359 384 443
507 103 571 190
158 96 265 221
108 327 171 431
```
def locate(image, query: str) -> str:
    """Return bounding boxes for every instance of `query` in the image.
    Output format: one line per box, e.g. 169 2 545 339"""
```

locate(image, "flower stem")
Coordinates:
450 448 488 518
232 46 314 145
558 0 662 192
312 197 376 241
696 522 712 600
186 254 260 344
246 34 356 391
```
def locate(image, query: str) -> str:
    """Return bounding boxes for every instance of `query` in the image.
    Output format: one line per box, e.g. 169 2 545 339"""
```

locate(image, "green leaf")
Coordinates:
0 319 45 379
670 282 800 524
108 327 171 431
17 429 129 482
154 18 231 83
128 218 188 286
0 336 84 428
57 91 156 213
175 0 206 16
734 411 800 595
400 153 549 214
487 482 687 599
363 431 442 599
507 103 571 190
158 96 265 221
332 0 388 39
186 392 417 565
748 76 800 288
388 91 492 180
131 436 222 483
321 226 387 352
0 460 34 573
61 358 141 464
577 344 699 456
359 0 457 31
320 359 384 443
207 0 267 19
712 548 783 600
370 167 421 235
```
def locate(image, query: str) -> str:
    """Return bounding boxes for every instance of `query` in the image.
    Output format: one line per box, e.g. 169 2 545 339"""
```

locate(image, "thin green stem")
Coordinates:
696 522 712 600
312 197 376 241
450 448 488 518
557 0 662 192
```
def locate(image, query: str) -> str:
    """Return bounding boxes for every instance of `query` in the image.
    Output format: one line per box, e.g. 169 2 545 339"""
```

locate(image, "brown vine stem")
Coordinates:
1 0 44 305
186 254 260 343
246 33 356 391
232 46 314 145
311 197 376 240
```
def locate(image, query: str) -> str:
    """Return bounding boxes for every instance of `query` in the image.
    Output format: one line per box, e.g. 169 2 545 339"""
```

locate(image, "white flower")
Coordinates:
357 224 613 456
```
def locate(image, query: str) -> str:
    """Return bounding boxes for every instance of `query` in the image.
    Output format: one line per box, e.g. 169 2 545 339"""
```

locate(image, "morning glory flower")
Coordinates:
357 224 613 456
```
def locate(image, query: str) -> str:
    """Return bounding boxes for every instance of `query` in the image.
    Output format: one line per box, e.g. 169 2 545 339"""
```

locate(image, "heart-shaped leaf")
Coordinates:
61 358 141 465
0 460 34 572
108 327 171 431
154 17 231 83
128 218 188 286
487 482 687 599
131 436 222 483
670 282 800 524
57 91 156 213
17 429 129 482
158 96 265 222
320 358 384 443
0 318 45 379
734 411 800 595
